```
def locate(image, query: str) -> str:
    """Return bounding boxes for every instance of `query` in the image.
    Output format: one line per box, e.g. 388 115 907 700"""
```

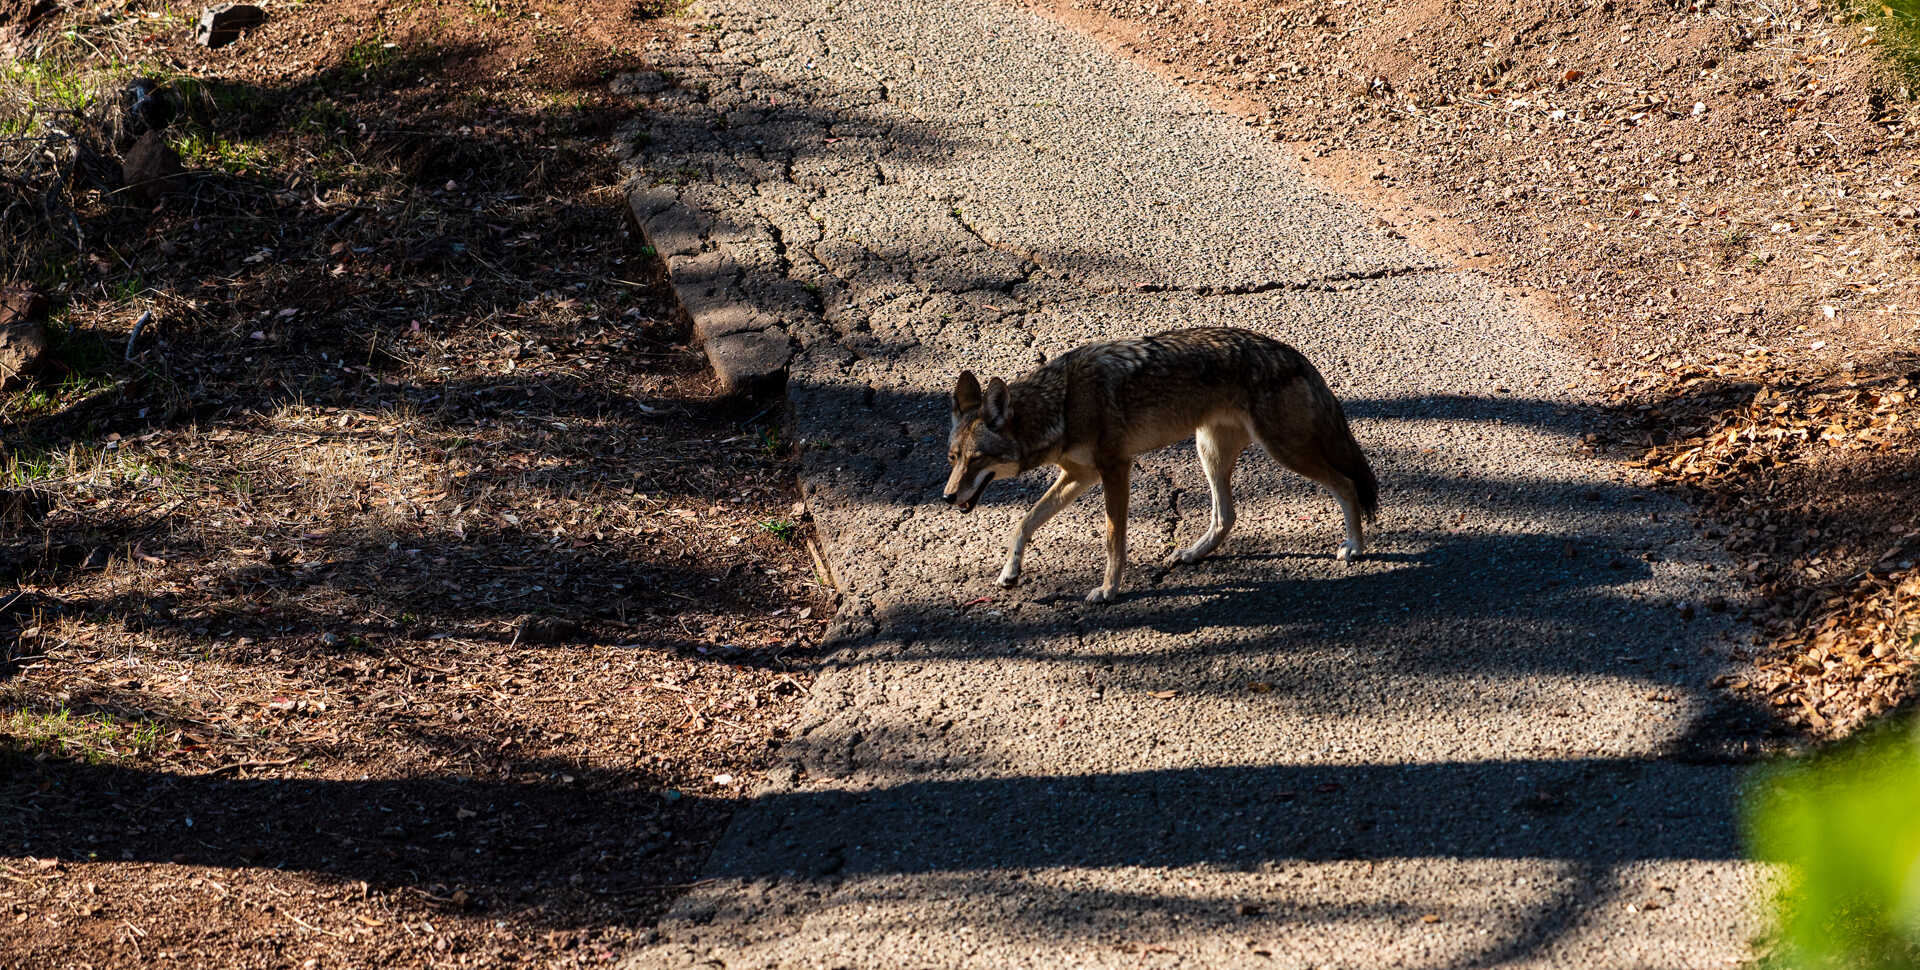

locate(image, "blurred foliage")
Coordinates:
1881 0 1920 74
1747 715 1920 969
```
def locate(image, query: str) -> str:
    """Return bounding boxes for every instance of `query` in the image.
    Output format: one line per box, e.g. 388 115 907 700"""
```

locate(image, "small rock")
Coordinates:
0 321 49 392
122 130 184 201
0 285 47 328
0 285 50 387
514 614 581 644
611 71 671 95
196 3 265 49
1678 601 1696 621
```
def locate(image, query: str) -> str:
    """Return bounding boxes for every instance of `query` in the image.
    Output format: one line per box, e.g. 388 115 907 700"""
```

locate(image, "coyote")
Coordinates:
942 327 1378 603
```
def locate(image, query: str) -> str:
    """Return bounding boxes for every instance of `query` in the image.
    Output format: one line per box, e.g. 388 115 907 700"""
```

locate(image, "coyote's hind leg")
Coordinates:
1172 422 1251 565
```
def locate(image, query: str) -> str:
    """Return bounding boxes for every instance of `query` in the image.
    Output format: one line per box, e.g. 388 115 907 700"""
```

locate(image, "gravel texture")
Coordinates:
618 0 1767 965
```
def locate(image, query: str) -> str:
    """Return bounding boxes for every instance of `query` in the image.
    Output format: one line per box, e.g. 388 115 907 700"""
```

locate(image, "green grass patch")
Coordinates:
160 74 277 126
1 59 95 117
292 96 354 136
0 441 186 489
341 38 403 82
0 708 165 764
31 314 123 396
631 0 697 20
0 371 116 421
170 132 273 175
467 0 520 20
759 518 797 542
1868 0 1920 77
0 448 69 487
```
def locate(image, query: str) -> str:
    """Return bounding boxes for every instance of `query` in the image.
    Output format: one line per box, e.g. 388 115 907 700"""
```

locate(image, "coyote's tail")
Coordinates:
1323 404 1379 521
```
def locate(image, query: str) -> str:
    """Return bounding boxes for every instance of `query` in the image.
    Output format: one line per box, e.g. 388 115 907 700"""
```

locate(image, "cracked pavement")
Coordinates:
616 0 1768 965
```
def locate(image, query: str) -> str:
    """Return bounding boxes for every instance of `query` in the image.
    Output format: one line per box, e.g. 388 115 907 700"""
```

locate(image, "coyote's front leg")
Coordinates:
998 463 1094 586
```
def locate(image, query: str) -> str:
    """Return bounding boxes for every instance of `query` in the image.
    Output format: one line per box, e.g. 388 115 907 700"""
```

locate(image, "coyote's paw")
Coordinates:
1336 540 1362 562
1084 585 1117 604
996 565 1022 588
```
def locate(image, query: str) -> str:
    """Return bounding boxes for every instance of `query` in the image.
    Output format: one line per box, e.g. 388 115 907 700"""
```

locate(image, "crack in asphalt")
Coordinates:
1134 263 1455 295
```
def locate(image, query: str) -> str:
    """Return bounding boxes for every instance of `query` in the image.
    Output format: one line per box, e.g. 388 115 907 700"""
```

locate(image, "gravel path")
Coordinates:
617 0 1766 965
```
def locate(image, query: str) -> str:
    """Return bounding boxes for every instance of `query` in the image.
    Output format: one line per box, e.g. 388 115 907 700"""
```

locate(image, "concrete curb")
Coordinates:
626 170 795 398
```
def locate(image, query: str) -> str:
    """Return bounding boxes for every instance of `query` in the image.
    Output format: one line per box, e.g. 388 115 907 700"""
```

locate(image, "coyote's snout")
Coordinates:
944 327 1378 603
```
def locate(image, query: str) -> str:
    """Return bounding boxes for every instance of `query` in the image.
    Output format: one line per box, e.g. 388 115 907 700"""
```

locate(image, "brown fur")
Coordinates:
943 327 1377 603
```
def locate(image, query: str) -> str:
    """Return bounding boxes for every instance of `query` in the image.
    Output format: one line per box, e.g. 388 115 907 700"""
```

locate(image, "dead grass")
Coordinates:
1 1 825 966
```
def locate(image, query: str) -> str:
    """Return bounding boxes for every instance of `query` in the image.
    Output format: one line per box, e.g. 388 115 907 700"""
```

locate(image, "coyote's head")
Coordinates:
944 370 1020 513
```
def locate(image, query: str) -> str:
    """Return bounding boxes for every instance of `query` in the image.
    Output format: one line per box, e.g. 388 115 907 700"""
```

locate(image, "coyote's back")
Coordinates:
1052 328 1377 519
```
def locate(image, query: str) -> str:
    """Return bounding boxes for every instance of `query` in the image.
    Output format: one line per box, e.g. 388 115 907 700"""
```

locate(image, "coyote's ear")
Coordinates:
953 371 982 413
983 377 1010 428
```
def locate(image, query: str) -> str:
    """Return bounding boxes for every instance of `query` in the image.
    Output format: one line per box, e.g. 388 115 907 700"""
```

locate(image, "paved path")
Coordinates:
617 1 1766 965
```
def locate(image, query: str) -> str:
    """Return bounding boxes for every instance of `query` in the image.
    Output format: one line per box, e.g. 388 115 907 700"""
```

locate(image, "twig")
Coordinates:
283 911 348 939
805 535 843 593
322 206 367 237
124 310 152 361
385 647 456 676
206 754 302 775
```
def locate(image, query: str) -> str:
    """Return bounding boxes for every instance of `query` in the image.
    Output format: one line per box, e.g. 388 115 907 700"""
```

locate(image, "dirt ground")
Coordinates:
1033 0 1920 738
2 1 829 967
